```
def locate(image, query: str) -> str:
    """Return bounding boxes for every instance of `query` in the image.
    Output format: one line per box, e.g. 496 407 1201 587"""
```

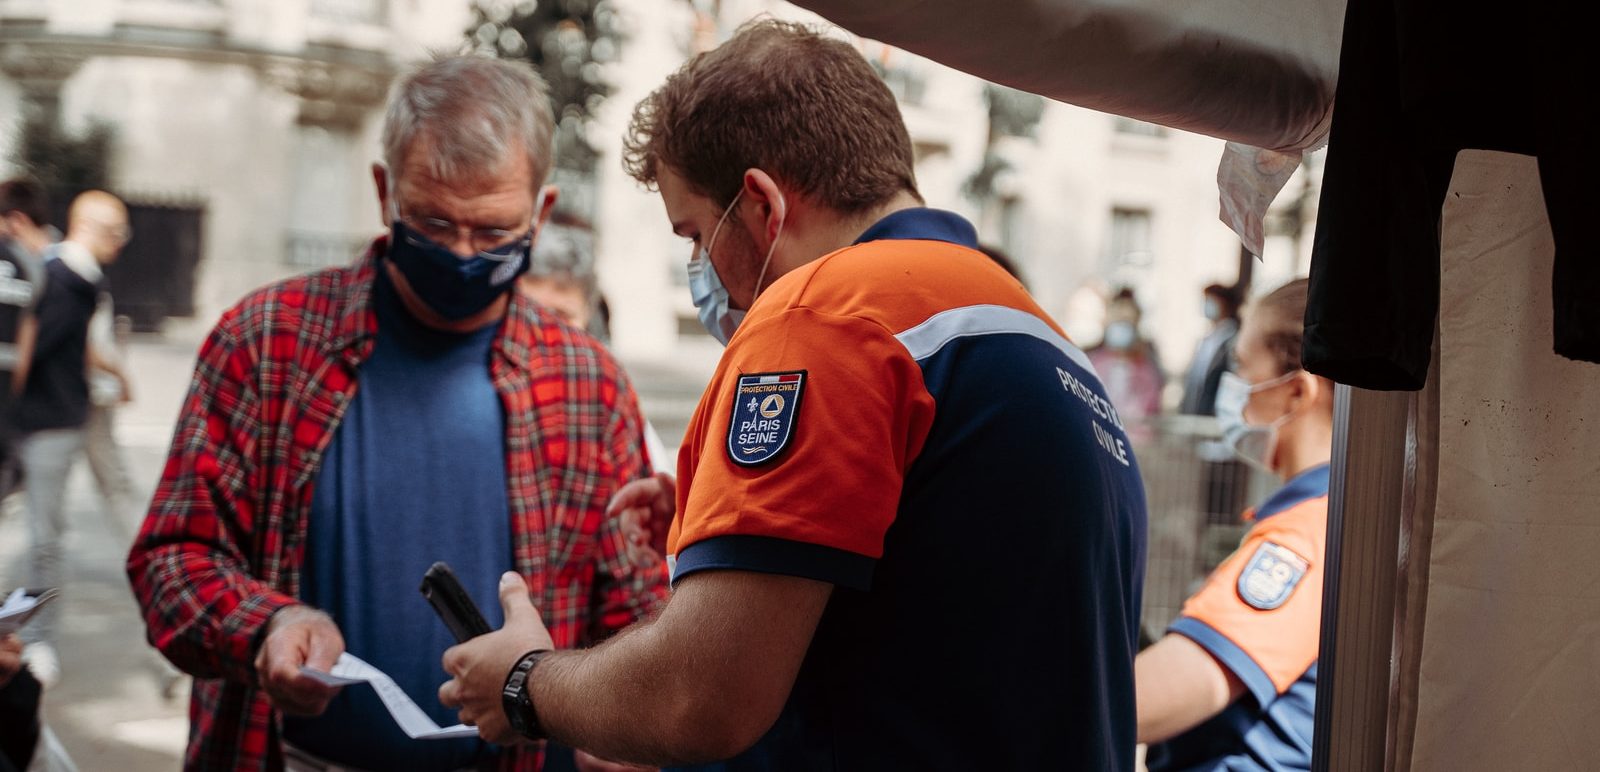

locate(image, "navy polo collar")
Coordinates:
853 208 980 249
1253 463 1332 521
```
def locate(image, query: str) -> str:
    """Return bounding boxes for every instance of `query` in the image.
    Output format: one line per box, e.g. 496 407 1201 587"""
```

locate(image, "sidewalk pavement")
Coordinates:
0 332 714 771
0 336 198 772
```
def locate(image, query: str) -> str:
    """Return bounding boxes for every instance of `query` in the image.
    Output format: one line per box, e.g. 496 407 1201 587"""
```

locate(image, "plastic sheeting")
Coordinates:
790 0 1346 253
793 0 1342 152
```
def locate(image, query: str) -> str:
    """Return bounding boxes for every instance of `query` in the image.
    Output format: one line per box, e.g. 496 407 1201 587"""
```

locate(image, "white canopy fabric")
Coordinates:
792 0 1349 253
1401 150 1600 772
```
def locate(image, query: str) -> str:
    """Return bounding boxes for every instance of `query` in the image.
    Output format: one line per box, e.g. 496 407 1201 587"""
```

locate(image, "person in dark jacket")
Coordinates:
0 633 42 772
1179 283 1242 416
1 179 52 499
11 190 130 688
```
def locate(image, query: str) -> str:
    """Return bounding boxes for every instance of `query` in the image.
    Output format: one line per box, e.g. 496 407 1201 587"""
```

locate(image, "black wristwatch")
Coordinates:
502 649 551 740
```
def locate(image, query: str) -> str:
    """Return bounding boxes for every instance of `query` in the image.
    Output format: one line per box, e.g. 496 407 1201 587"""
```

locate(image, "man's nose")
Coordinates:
440 231 478 259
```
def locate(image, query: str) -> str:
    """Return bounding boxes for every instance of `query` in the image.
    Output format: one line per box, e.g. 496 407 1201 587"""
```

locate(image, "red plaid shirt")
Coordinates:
127 240 668 771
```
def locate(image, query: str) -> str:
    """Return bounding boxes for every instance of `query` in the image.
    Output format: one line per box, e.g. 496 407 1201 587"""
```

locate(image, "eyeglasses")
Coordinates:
89 220 132 245
396 211 531 259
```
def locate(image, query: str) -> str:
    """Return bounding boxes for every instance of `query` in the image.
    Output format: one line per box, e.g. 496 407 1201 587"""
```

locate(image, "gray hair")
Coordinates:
382 55 555 191
528 222 598 302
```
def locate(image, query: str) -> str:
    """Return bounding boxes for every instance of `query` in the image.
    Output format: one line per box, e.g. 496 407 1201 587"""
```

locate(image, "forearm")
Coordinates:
87 344 125 379
128 473 289 683
533 620 727 766
10 315 35 394
1134 635 1243 744
127 541 298 682
531 571 819 766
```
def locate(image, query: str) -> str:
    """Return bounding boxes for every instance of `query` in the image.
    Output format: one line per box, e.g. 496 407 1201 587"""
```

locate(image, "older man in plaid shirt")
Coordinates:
126 56 666 772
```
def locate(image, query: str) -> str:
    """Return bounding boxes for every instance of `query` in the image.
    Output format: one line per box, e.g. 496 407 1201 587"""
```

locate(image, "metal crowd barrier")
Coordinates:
1132 414 1278 639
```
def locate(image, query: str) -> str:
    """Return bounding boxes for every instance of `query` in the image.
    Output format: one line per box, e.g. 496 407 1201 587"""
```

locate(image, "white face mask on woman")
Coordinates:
1214 370 1302 473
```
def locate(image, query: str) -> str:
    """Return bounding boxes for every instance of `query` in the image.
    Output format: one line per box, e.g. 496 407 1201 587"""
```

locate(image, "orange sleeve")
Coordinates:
670 306 935 590
1168 517 1325 705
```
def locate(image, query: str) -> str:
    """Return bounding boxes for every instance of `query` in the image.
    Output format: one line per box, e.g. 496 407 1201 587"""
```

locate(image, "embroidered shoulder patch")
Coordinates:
1237 541 1310 610
727 371 806 467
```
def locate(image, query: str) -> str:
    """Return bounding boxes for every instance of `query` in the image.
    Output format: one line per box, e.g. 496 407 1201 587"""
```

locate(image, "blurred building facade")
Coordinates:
0 0 469 325
586 1 1322 368
589 0 1321 375
1 0 1318 365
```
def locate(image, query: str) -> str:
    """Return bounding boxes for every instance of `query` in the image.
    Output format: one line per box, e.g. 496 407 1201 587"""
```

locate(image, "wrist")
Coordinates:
266 604 322 632
502 648 553 740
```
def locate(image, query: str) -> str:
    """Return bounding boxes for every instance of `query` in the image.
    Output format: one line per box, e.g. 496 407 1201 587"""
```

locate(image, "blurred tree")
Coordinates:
466 0 624 185
963 84 1043 204
11 115 114 199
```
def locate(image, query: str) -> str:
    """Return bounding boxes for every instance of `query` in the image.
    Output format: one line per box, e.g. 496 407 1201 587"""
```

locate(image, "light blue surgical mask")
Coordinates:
1214 370 1301 473
1104 321 1137 351
687 191 782 346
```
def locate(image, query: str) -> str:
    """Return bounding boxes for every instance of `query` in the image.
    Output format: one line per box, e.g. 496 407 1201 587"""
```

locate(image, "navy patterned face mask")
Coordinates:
386 220 531 321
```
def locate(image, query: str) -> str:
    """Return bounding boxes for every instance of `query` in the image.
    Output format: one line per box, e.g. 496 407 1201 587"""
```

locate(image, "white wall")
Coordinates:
590 0 698 363
0 0 472 324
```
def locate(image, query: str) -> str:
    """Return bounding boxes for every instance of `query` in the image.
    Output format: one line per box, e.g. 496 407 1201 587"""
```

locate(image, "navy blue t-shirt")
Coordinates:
666 209 1147 770
284 270 512 770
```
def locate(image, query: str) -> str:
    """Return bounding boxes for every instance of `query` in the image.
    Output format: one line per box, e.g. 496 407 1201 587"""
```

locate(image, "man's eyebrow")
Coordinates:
405 205 524 230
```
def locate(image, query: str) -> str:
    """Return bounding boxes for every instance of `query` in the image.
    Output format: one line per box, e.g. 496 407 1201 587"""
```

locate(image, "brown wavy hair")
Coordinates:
623 19 919 213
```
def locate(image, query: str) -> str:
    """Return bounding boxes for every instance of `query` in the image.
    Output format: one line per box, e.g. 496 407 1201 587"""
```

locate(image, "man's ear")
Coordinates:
535 185 559 232
741 168 788 247
372 163 391 228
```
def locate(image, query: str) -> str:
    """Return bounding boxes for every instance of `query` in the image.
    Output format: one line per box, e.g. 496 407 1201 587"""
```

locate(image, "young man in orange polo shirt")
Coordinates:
441 21 1149 770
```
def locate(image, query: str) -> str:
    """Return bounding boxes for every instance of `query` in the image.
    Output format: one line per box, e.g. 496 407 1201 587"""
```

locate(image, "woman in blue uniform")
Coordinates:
1138 279 1334 772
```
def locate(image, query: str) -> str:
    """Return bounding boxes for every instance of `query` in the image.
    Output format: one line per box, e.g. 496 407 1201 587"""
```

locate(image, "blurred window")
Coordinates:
1108 207 1154 270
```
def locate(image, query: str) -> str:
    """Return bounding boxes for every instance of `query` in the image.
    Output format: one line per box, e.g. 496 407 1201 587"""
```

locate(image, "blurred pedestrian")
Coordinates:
1180 283 1250 527
81 299 138 528
0 179 51 289
0 180 50 500
0 633 42 772
126 55 666 772
1178 283 1241 416
1087 287 1165 442
11 190 130 689
439 21 1147 771
518 212 601 333
1137 279 1332 772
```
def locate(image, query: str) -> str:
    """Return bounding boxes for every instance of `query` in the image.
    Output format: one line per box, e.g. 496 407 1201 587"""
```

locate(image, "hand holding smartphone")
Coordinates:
419 562 492 643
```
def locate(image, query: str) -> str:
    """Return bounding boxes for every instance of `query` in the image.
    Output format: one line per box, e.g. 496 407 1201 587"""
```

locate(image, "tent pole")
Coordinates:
1314 385 1413 772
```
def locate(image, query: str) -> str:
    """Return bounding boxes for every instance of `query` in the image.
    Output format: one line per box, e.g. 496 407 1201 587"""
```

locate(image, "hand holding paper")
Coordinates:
0 588 59 637
301 652 478 740
1 634 23 687
255 605 345 717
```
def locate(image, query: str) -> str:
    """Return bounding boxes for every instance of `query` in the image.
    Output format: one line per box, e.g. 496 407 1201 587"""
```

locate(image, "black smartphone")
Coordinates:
419 562 493 643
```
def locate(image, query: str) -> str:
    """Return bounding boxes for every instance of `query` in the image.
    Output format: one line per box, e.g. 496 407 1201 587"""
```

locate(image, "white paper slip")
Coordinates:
0 588 60 636
300 652 480 740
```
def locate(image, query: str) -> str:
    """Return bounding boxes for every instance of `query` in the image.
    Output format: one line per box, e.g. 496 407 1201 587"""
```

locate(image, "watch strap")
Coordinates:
501 649 551 740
